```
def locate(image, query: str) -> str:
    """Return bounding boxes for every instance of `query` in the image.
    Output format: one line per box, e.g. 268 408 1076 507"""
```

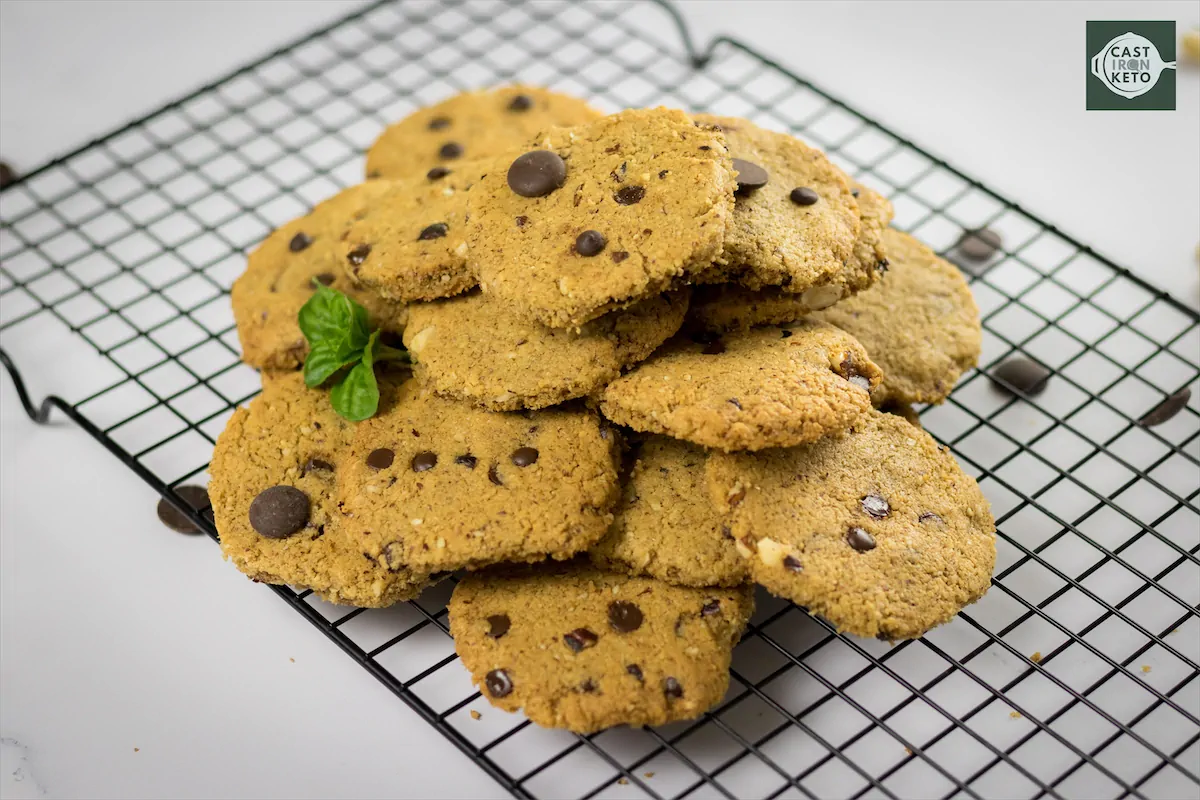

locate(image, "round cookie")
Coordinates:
706 409 995 640
339 160 490 302
403 289 689 411
449 562 754 733
599 321 883 452
336 380 620 572
209 371 433 607
365 86 602 180
812 229 981 405
589 436 747 587
468 107 736 328
232 182 408 371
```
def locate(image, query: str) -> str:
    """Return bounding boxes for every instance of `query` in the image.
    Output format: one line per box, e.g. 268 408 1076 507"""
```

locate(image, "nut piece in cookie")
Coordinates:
468 107 736 328
600 321 882 452
449 562 754 733
706 409 995 640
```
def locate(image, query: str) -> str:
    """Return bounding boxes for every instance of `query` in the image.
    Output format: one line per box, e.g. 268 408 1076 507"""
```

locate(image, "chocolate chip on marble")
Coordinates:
613 185 645 205
366 448 394 469
411 451 438 472
511 447 538 467
862 493 890 519
731 158 768 193
507 150 566 197
991 357 1051 396
418 222 448 240
439 141 464 160
303 457 334 474
455 454 478 469
663 677 684 699
1138 388 1191 427
956 227 1002 261
701 599 721 617
564 628 599 652
846 527 877 552
783 555 803 573
789 187 819 206
248 485 310 539
485 669 513 697
488 465 503 486
611 250 629 263
427 116 451 130
427 166 451 180
347 243 371 267
626 664 644 681
575 230 606 257
156 485 210 534
507 94 533 111
289 232 313 252
486 614 511 638
608 601 643 633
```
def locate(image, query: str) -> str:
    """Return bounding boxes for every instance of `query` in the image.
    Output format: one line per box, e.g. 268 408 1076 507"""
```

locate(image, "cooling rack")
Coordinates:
1 1 1197 798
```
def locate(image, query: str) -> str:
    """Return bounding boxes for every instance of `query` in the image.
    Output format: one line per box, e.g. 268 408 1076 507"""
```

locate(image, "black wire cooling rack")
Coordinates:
1 2 1198 798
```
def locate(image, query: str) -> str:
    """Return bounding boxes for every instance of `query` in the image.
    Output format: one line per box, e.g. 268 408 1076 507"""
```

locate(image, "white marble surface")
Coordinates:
1 2 1198 798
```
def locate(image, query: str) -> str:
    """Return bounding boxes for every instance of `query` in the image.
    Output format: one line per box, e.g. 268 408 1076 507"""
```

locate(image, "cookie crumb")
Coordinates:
1030 651 1042 664
643 772 655 778
1009 711 1022 719
617 778 629 785
1183 29 1200 63
470 710 482 720
289 657 295 663
1141 665 1152 674
904 747 913 756
133 747 140 753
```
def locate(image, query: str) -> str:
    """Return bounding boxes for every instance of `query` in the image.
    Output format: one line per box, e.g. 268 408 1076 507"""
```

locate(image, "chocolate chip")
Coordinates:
485 669 513 697
781 329 793 338
380 542 405 571
455 454 478 469
862 493 890 519
919 511 944 525
156 485 210 534
248 486 310 539
626 664 643 681
564 628 599 652
846 527 877 552
663 677 683 699
702 339 726 355
789 187 819 206
991 357 1051 396
418 223 448 240
366 448 394 470
511 447 538 467
411 451 438 472
486 614 510 638
575 230 606 257
507 150 566 197
838 355 872 391
488 465 503 486
578 679 598 693
303 457 334 474
313 273 336 287
613 185 645 205
427 166 451 180
701 599 721 617
439 141 463 160
851 188 860 198
507 94 533 111
428 116 451 130
658 169 669 179
783 555 803 573
1139 388 1191 427
0 162 17 189
956 228 1002 261
347 243 371 266
608 601 643 633
289 232 312 252
732 158 768 193
611 251 629 263
515 215 529 228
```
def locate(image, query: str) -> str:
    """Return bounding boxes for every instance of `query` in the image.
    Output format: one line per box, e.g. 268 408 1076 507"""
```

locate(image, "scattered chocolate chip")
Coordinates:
428 116 451 130
699 145 711 151
701 599 721 617
507 150 567 197
613 185 645 205
347 243 371 266
418 222 448 240
426 166 451 180
289 232 312 252
789 187 819 206
663 677 683 699
626 664 644 681
918 511 944 525
575 230 606 256
956 228 1002 261
783 555 803 573
608 601 643 633
838 354 872 391
564 628 599 652
515 215 529 228
439 141 463 160
487 614 511 638
156 485 210 534
485 669 513 697
846 527 877 552
488 465 503 486
303 457 334 474
455 454 478 469
781 329 793 338
411 451 438 472
1138 388 1191 427
579 679 598 693
991 357 1051 396
658 169 669 179
732 158 768 193
862 493 890 519
611 250 629 263
507 94 533 111
702 339 726 355
248 485 310 539
380 542 405 571
511 447 539 467
366 448 395 470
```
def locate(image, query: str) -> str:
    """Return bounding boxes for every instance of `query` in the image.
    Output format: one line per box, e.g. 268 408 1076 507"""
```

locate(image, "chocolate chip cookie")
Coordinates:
336 380 620 572
232 182 408 370
589 436 747 587
365 85 601 180
706 409 995 640
449 561 754 733
468 107 736 328
403 288 689 411
209 371 433 606
599 321 883 452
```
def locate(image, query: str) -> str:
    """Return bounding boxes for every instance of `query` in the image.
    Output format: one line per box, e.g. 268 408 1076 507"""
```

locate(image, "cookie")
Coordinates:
403 288 689 411
812 229 981 405
449 562 754 733
336 380 620 572
589 436 747 587
706 409 995 640
468 107 735 328
209 371 433 607
339 161 489 302
232 182 408 371
365 86 602 180
599 321 883 452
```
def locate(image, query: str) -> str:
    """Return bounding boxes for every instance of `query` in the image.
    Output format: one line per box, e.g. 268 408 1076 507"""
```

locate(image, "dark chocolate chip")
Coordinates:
439 141 464 160
515 215 529 228
314 273 335 287
511 447 539 467
578 679 598 693
428 116 451 130
0 161 17 189
289 232 313 252
956 228 1002 261
485 669 513 697
991 357 1051 396
663 677 683 699
427 166 451 180
248 485 310 539
919 511 944 525
608 601 643 633
455 454 478 469
846 527 877 552
613 185 645 205
702 339 726 355
564 628 599 652
488 465 503 486
418 222 448 240
626 664 644 681
575 230 607 257
303 457 334 474
411 451 438 472
611 250 629 263
658 169 669 179
783 555 803 573
701 599 721 617
1138 388 1191 427
507 150 566 197
486 614 510 638
366 448 395 470
347 243 371 266
861 493 890 519
732 158 768 193
156 485 210 534
507 94 533 111
789 187 820 206
781 329 793 338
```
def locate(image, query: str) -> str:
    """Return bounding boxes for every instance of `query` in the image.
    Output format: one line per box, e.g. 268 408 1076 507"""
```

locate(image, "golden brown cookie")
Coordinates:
449 562 754 733
707 409 995 640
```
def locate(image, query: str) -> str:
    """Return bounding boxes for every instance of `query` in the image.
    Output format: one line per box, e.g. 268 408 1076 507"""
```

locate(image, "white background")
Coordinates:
0 1 1197 798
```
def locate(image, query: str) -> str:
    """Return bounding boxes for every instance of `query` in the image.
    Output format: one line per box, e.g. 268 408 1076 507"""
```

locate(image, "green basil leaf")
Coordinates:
299 284 371 354
373 342 411 364
330 358 379 421
303 342 362 388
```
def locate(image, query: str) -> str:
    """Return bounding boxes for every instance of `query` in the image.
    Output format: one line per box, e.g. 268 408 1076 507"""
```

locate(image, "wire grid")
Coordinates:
1 1 1198 798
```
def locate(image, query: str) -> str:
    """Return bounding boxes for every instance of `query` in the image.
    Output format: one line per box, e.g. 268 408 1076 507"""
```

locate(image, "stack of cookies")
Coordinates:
212 86 995 734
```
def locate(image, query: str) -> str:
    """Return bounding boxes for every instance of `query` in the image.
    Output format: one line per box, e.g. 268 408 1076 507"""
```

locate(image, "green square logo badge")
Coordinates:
1087 21 1177 110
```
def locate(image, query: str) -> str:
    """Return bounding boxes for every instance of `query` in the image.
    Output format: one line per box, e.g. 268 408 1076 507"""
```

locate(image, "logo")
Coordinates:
1087 21 1176 110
